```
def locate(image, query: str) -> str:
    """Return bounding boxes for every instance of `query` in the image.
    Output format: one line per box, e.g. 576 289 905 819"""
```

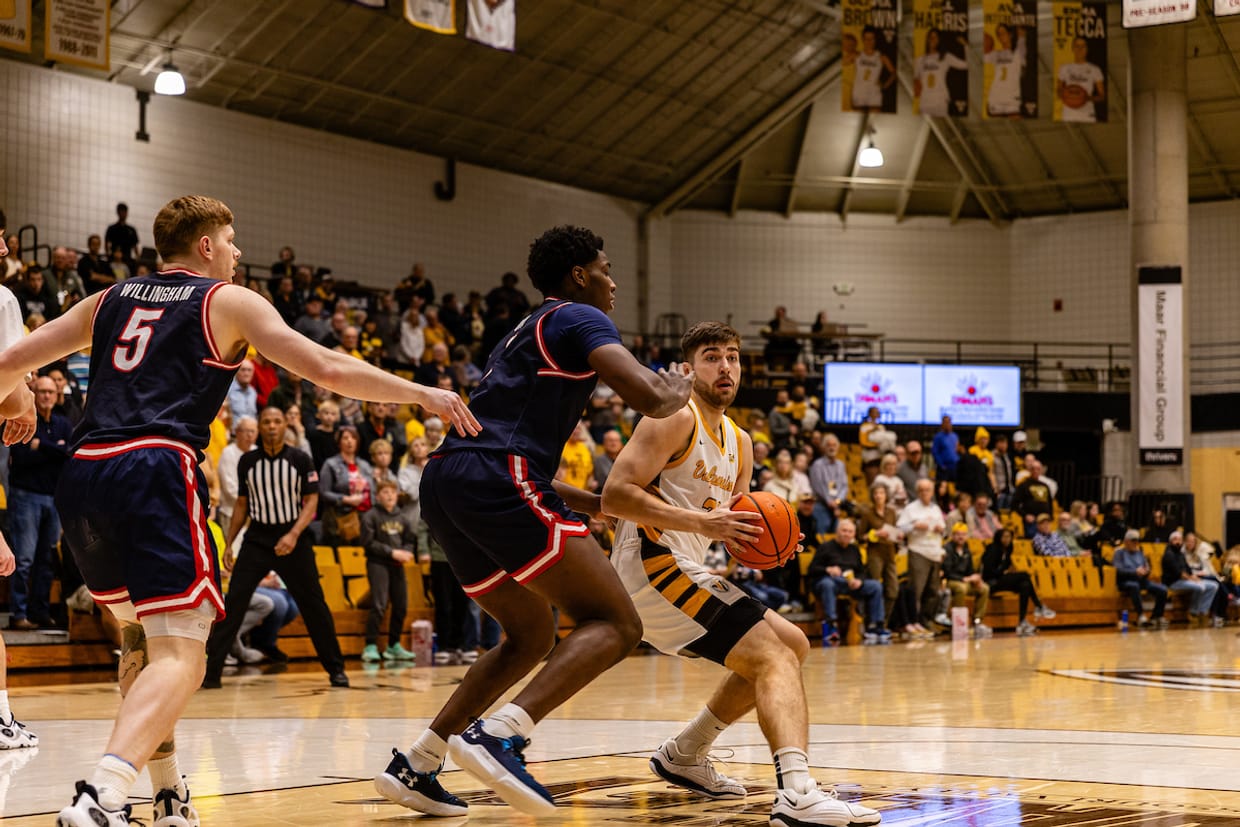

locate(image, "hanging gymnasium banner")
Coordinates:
982 0 1038 119
466 0 514 51
1137 266 1184 466
45 0 109 70
405 0 456 34
1216 0 1240 16
912 0 969 117
1053 2 1108 123
0 0 32 54
1122 0 1195 27
840 0 899 113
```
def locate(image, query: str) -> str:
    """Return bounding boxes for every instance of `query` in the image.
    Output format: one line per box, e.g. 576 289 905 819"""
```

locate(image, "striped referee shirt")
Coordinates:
237 445 319 533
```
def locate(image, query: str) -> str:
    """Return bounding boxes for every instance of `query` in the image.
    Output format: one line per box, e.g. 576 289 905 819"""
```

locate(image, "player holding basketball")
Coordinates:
603 321 881 827
375 225 693 817
1057 36 1105 124
0 196 477 827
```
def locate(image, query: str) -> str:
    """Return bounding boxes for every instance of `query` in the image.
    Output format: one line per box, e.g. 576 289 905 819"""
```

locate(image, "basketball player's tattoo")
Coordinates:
118 624 148 685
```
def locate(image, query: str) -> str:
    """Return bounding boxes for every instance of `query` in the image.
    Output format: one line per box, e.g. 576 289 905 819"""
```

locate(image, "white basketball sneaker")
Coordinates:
771 781 881 826
56 781 133 826
153 779 200 827
649 739 746 799
0 715 37 749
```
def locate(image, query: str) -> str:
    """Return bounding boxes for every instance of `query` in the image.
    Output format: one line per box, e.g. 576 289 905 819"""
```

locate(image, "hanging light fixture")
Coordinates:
858 127 884 169
154 53 186 96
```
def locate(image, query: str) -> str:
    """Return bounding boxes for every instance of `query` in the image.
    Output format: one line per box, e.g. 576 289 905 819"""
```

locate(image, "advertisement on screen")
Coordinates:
823 363 924 424
923 365 1022 426
824 363 1022 425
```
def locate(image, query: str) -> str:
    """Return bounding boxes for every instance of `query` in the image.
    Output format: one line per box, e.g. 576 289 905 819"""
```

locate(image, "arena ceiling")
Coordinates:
10 0 1240 223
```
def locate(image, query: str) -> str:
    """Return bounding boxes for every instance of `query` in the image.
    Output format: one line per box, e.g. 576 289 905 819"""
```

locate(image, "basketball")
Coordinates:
1062 84 1089 109
728 491 800 570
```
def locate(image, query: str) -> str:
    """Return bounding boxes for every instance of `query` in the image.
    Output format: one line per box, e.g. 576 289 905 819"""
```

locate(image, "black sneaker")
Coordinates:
374 748 468 816
448 719 556 816
259 646 289 663
329 671 350 687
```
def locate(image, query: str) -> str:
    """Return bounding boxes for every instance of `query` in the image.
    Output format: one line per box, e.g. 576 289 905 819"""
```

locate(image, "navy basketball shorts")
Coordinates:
55 437 224 622
420 450 591 598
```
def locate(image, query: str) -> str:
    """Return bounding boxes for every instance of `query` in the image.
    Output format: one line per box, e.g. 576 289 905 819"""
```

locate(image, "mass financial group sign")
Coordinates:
1137 265 1183 466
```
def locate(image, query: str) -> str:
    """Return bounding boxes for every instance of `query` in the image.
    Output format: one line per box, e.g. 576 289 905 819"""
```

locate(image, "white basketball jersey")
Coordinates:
613 399 743 564
852 52 884 107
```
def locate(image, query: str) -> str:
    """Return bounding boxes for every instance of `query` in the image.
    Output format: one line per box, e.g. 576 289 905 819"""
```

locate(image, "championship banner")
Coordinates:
1053 2 1107 123
405 0 455 34
840 0 899 113
1137 266 1184 466
466 0 514 51
1216 0 1240 17
45 0 108 70
912 0 969 117
982 0 1037 119
0 0 32 54
1123 0 1194 27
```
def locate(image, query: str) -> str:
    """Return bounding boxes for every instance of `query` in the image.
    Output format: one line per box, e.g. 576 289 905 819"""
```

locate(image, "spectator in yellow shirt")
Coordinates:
969 426 994 469
557 420 596 491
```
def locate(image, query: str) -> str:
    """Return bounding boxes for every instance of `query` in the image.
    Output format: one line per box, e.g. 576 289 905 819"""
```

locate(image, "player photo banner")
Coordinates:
840 0 899 113
466 0 514 51
1122 0 1194 27
405 0 455 34
0 0 32 54
913 0 969 117
45 0 108 71
1137 266 1183 466
1216 0 1240 17
982 0 1038 119
1053 2 1107 123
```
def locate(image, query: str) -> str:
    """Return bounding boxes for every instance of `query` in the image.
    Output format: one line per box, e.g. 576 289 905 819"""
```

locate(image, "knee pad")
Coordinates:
141 602 218 643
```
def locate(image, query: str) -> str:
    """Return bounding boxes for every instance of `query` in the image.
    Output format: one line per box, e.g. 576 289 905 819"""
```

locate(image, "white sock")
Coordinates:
773 747 813 795
483 703 534 741
672 707 729 759
0 690 10 721
407 729 449 774
147 754 187 798
90 754 139 811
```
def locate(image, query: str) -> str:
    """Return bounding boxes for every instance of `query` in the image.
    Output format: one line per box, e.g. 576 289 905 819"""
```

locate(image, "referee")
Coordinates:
203 406 348 688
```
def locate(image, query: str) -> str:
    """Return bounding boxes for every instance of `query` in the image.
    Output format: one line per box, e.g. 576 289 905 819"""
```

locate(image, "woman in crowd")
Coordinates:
319 425 374 546
1183 531 1228 625
982 528 1053 636
856 481 903 632
872 452 908 508
397 436 431 525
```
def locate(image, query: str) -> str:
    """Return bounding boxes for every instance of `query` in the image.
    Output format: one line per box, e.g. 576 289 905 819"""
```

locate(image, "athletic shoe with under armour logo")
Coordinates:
770 781 882 826
56 780 132 826
448 719 556 816
153 778 199 826
649 738 746 799
0 715 37 749
374 748 467 816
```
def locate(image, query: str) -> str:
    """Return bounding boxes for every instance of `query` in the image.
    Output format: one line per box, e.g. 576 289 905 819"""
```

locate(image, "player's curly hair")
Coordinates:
527 226 604 295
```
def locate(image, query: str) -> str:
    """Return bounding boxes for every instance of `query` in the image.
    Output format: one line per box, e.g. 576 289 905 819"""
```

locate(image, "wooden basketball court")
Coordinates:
5 627 1240 825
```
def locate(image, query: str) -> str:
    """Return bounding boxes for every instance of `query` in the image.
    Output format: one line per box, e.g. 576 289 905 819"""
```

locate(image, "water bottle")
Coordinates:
410 619 434 664
1118 610 1129 632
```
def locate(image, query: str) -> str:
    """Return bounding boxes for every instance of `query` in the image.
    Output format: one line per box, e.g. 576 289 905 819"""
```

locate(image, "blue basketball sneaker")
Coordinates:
448 719 556 816
374 748 467 817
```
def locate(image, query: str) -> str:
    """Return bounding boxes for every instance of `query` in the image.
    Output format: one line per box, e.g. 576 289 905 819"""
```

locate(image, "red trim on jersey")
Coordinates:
89 285 115 335
159 267 209 279
506 455 589 585
462 568 509 598
89 586 132 605
198 281 241 369
134 451 223 619
75 436 197 462
533 304 596 381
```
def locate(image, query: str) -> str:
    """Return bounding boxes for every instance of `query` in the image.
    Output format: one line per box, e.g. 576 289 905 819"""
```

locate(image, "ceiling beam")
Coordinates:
838 113 872 222
948 181 970 223
643 56 842 218
784 105 815 217
107 0 213 83
1186 111 1236 197
1199 0 1240 96
730 157 747 217
1006 120 1073 211
174 0 296 93
220 1 337 107
287 16 398 118
895 119 933 222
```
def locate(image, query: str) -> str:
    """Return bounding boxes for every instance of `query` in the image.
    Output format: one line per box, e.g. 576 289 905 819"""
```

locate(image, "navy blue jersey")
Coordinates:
437 298 621 479
73 268 244 453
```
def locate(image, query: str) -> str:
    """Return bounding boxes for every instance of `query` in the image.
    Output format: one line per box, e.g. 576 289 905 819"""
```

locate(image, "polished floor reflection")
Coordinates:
5 627 1240 824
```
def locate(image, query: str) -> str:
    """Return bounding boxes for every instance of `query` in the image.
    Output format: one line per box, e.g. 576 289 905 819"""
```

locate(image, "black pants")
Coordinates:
987 572 1040 622
206 530 344 679
1117 574 1168 619
430 560 470 652
365 560 408 647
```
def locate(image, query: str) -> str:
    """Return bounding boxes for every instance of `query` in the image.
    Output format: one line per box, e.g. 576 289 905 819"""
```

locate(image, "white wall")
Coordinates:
0 60 645 332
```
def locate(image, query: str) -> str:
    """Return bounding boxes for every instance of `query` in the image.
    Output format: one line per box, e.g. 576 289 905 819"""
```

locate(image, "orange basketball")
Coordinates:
1062 84 1089 109
728 491 800 570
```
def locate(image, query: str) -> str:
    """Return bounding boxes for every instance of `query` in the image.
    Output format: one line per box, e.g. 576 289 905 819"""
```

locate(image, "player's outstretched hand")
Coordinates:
2 388 36 446
418 386 482 437
660 362 695 405
698 494 764 545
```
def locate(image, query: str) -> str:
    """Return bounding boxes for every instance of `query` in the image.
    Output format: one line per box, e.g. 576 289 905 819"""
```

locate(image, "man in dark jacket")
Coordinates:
1162 531 1219 625
359 480 418 662
942 523 991 637
1011 462 1053 538
807 518 887 645
954 442 994 501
